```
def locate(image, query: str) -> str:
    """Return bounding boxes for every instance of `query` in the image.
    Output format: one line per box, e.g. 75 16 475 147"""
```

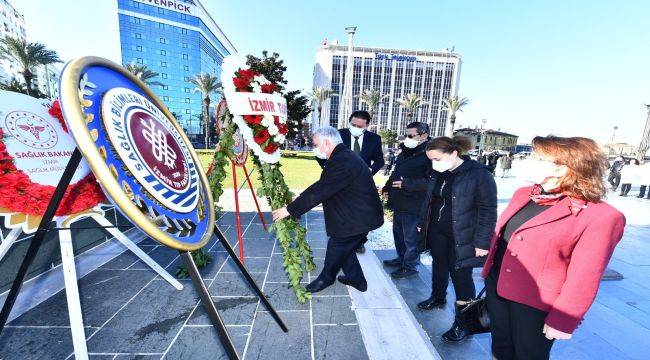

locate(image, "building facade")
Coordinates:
0 0 26 81
454 127 519 153
117 0 236 137
602 143 637 157
313 43 461 136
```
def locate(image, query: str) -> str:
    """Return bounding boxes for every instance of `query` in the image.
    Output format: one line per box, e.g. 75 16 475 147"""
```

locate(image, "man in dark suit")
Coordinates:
273 126 384 293
317 110 385 174
316 110 385 254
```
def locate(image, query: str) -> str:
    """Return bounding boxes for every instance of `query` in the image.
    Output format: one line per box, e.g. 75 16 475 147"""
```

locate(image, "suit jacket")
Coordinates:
482 186 626 334
317 128 385 175
288 144 384 238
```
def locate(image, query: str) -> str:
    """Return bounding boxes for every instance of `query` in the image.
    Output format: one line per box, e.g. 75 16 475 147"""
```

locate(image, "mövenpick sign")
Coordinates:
134 0 194 14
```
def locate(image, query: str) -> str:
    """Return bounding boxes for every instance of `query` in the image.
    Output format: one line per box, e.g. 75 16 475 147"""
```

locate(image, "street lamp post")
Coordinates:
638 104 650 159
338 26 357 128
478 118 488 155
611 125 618 144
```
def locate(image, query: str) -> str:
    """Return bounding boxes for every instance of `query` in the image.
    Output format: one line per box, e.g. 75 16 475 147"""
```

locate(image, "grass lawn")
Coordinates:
197 150 389 190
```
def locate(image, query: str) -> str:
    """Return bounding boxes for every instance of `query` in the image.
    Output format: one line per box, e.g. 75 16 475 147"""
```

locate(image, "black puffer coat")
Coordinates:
416 156 498 269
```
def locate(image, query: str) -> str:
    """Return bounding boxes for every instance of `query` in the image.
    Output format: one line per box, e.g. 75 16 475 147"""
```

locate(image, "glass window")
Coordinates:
183 65 189 71
182 43 188 48
159 37 166 44
185 98 190 104
136 45 142 51
185 109 191 114
161 73 168 79
182 54 188 60
184 88 190 93
160 50 166 56
162 85 169 90
163 96 170 101
136 58 143 64
135 33 141 39
161 61 167 67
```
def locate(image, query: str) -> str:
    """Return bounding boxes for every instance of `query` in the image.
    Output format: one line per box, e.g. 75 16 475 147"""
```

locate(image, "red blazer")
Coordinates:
482 186 626 334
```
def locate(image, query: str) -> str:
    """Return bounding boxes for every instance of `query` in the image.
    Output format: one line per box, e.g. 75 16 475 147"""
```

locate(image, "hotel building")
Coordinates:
116 0 236 137
313 42 461 136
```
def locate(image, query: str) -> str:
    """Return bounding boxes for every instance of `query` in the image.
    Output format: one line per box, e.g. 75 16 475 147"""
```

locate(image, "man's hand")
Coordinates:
475 248 489 257
272 207 290 222
543 324 572 340
392 176 404 189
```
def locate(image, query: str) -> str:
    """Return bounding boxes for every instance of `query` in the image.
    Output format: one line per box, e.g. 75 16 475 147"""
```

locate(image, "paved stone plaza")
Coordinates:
0 211 369 360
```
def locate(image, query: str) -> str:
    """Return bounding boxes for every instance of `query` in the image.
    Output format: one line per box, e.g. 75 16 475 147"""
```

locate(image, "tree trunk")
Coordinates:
203 96 210 149
317 105 322 128
446 114 457 137
22 69 33 96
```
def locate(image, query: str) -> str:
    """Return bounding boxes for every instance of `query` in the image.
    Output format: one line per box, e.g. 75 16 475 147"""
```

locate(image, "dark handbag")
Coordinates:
458 286 490 334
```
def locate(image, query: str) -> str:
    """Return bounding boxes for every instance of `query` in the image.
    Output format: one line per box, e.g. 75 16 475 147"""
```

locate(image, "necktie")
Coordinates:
353 136 361 154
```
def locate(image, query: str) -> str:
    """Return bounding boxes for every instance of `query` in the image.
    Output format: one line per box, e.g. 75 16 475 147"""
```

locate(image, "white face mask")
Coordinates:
403 137 419 149
519 159 558 184
349 126 365 137
431 160 453 172
313 143 328 159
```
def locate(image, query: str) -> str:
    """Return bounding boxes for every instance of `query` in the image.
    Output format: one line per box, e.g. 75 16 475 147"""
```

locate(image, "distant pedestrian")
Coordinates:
607 155 625 191
619 158 640 196
384 149 396 176
487 151 500 175
636 161 650 199
500 152 514 177
483 136 625 360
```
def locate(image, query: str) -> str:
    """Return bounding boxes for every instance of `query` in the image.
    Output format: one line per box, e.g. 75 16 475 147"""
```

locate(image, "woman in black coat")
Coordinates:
416 136 498 343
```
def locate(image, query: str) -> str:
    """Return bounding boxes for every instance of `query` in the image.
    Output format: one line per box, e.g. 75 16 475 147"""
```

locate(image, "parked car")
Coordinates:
515 151 531 159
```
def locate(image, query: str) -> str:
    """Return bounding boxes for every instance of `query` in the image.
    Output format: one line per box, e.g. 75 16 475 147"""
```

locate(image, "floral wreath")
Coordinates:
220 56 288 164
209 55 315 302
0 99 105 223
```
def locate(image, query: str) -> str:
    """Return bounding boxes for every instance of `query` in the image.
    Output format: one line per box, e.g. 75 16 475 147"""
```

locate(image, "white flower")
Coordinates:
251 82 262 93
261 115 274 127
253 75 270 85
221 55 248 76
268 124 279 136
275 134 286 143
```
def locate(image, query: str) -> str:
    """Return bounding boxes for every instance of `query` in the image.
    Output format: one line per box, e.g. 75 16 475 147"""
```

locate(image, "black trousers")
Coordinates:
638 185 650 198
620 183 632 195
429 226 475 301
320 234 366 285
607 172 621 190
486 272 554 360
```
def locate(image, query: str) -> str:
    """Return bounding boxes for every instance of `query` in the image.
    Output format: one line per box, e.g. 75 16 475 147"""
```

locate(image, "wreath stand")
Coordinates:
0 149 287 360
230 161 268 263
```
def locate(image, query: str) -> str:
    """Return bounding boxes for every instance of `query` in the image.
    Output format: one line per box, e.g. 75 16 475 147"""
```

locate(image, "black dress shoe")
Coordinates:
356 244 366 254
390 268 418 279
442 302 470 343
337 275 368 292
417 296 447 310
305 278 334 293
383 258 401 267
442 320 470 343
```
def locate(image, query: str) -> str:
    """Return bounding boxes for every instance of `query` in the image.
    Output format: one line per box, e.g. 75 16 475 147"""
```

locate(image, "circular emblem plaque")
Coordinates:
59 57 214 251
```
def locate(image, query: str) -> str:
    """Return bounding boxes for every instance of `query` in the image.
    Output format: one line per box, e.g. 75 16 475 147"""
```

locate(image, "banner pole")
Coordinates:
213 225 288 332
179 251 240 360
242 165 267 230
231 161 244 262
0 148 82 333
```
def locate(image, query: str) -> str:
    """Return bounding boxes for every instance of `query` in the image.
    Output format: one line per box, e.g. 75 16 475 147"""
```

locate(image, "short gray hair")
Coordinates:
313 126 343 145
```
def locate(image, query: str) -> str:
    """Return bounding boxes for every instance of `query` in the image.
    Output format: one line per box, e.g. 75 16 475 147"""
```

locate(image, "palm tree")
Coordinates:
396 93 427 121
189 73 221 149
124 63 165 87
442 96 470 136
0 77 27 93
309 87 337 127
357 89 388 120
0 35 61 96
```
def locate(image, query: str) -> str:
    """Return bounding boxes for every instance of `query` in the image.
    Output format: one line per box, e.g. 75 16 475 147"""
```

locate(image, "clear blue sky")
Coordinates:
15 0 650 145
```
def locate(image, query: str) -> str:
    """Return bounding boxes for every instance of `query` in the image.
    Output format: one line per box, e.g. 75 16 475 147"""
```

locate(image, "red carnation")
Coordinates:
260 83 279 94
253 129 270 145
263 143 279 154
233 77 251 91
237 69 259 82
244 115 262 126
279 123 289 135
48 100 67 133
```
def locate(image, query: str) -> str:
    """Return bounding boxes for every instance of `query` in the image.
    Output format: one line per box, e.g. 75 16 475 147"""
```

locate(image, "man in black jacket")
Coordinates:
381 122 431 279
273 126 384 293
316 110 385 255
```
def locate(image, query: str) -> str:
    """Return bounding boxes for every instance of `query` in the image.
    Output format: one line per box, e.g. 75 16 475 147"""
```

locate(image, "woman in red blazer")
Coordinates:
482 136 626 360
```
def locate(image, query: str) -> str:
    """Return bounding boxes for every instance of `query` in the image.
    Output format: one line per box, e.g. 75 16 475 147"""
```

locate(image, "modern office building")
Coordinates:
312 42 461 136
33 64 61 100
454 127 519 153
116 0 236 137
0 0 26 81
